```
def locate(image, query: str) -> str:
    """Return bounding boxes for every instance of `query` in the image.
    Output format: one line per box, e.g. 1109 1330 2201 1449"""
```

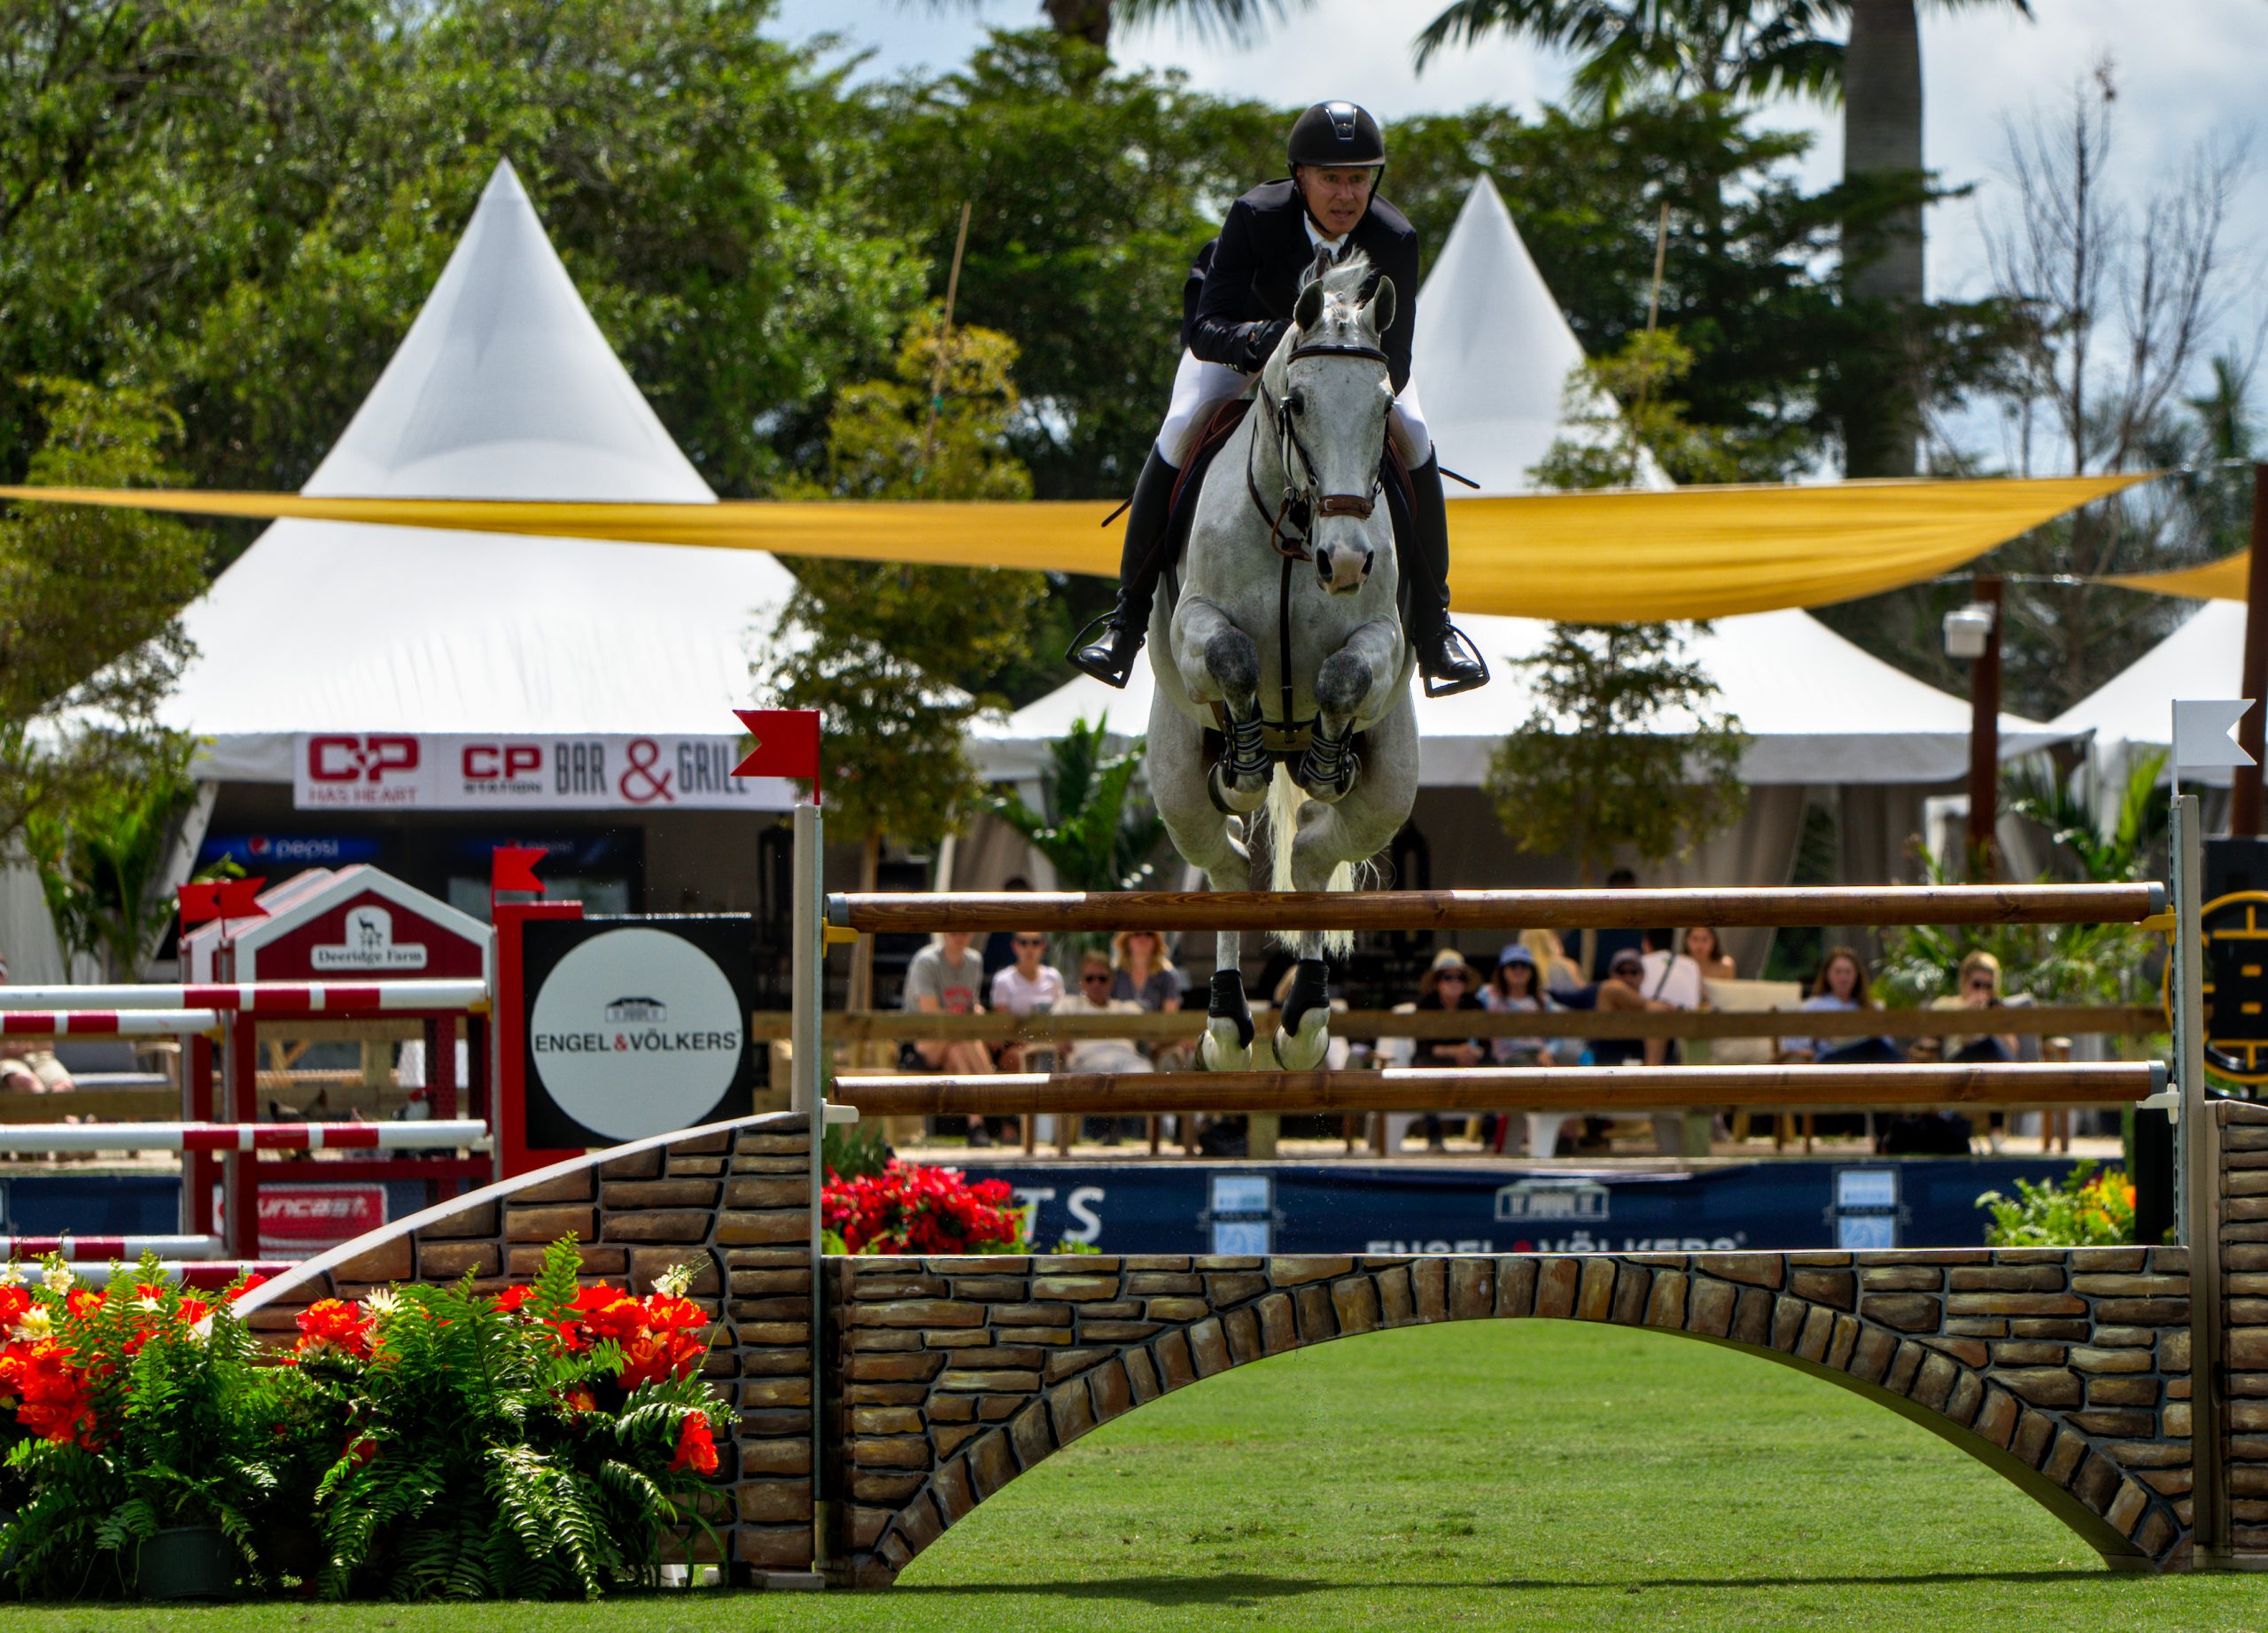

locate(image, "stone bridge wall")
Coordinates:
827 1244 2194 1584
235 1099 2268 1587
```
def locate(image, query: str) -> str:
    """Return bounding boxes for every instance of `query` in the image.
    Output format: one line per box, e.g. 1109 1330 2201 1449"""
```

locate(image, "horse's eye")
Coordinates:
1285 390 1305 415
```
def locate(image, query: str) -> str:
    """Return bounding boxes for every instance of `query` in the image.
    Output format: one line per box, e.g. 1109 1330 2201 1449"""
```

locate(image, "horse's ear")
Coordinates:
1294 278 1325 332
1368 276 1397 337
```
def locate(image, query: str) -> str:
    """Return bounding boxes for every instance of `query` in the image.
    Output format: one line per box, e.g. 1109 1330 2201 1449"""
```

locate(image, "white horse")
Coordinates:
1146 253 1419 1072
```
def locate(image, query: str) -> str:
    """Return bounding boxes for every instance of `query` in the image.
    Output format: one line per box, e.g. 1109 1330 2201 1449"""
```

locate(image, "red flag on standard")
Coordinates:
491 846 547 895
177 882 222 925
214 878 268 920
733 709 822 796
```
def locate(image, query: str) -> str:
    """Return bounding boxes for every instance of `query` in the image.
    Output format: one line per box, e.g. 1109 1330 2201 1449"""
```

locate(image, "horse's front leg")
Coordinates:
1293 615 1402 805
1173 595 1270 816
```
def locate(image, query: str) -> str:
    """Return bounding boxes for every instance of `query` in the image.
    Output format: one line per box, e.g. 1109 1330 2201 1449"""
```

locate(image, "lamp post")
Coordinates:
2233 463 2268 837
1945 577 2002 881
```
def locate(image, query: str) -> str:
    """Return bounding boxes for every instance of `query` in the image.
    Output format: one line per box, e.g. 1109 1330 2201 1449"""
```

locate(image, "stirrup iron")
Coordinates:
1419 622 1491 699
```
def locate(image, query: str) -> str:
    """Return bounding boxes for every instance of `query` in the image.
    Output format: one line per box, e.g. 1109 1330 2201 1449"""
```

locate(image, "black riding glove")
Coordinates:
1236 320 1291 374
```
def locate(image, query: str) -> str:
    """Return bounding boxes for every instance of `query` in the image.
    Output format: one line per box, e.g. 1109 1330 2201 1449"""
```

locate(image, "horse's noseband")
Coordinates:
1247 338 1392 561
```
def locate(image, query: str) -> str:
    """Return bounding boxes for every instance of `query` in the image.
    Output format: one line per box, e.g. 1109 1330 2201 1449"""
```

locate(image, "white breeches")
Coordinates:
1155 347 1432 469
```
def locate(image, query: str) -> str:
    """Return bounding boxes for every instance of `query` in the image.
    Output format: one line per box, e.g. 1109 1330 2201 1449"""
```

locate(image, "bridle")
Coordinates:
1245 337 1391 562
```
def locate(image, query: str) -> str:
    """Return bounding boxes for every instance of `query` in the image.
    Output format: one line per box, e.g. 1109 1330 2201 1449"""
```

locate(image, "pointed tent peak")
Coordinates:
1412 174 1668 495
301 158 714 503
483 155 530 204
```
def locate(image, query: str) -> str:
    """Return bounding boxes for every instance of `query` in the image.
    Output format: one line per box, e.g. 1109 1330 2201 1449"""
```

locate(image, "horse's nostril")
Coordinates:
1363 549 1375 576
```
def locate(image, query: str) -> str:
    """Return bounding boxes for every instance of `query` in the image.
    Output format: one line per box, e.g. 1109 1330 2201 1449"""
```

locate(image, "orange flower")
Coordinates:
668 1410 718 1476
295 1298 375 1360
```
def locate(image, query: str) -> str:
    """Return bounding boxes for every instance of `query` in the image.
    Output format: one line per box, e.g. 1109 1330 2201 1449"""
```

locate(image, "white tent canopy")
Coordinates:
170 160 796 781
979 176 2059 789
2051 600 2241 788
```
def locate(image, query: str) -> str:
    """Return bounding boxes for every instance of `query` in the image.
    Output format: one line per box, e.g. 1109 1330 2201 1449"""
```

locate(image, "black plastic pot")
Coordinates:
136 1525 236 1602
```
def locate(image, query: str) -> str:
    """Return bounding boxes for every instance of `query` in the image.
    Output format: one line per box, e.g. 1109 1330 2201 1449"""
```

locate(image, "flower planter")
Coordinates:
136 1524 236 1602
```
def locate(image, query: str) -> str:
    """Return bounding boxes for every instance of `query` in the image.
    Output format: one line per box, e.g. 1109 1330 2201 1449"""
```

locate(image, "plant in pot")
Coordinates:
298 1238 726 1599
0 1258 290 1601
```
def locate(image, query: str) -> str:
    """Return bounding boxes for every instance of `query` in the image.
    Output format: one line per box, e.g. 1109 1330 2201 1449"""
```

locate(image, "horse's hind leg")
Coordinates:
1276 698 1420 1071
1173 596 1270 815
1148 689 1257 1071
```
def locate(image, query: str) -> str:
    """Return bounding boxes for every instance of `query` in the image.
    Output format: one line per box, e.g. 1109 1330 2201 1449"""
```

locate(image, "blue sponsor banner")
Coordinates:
958 1157 2087 1256
199 833 381 870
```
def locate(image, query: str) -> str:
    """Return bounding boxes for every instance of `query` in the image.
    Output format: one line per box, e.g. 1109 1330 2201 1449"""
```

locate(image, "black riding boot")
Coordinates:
1402 454 1489 697
1068 447 1178 688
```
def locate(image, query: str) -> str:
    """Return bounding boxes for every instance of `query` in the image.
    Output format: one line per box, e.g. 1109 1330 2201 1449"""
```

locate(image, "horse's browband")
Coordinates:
1286 341 1390 366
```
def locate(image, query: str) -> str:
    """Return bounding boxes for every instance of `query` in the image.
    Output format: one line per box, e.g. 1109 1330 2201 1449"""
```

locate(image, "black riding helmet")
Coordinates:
1287 101 1386 169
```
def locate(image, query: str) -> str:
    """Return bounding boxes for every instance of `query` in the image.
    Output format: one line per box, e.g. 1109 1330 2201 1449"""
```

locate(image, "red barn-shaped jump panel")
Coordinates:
183 867 487 985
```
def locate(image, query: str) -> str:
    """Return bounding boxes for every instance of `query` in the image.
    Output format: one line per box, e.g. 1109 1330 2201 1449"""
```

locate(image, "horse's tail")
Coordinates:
1261 764 1360 959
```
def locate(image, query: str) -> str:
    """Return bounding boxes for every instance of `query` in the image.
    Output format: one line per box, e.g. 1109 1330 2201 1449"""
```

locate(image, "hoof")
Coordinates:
1293 733 1358 805
1202 968 1255 1070
1208 761 1270 815
1274 957 1332 1069
1273 1007 1331 1070
1201 1023 1254 1072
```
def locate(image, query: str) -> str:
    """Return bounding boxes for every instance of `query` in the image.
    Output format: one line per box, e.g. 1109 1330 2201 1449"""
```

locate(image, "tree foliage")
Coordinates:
756 313 1045 853
990 714 1167 891
0 379 206 851
1485 624 1751 881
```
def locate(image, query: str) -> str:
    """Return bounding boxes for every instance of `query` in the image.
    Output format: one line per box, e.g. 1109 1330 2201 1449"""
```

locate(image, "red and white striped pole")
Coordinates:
0 1121 490 1154
0 980 488 1014
0 1010 221 1037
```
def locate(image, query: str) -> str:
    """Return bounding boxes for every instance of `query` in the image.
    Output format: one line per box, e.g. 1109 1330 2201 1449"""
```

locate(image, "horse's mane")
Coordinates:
1299 246 1374 304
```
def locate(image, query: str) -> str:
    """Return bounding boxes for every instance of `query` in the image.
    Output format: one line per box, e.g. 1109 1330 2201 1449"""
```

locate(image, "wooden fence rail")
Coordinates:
830 1061 2163 1117
827 883 2163 935
749 1004 2163 1045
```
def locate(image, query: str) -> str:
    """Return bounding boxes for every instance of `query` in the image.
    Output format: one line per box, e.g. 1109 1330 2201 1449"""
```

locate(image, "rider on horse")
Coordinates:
1068 99 1489 699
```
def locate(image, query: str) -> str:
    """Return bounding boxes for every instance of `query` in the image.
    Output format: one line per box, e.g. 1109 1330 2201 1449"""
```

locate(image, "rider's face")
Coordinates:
1296 165 1377 237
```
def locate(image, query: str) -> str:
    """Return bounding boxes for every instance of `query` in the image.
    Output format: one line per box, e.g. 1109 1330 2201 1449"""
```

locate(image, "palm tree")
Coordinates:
921 0 1315 51
1840 0 2030 477
1412 0 1842 111
1413 0 2032 477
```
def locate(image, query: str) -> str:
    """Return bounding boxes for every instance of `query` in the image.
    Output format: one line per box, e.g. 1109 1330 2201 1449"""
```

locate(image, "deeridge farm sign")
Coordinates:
518 917 757 1147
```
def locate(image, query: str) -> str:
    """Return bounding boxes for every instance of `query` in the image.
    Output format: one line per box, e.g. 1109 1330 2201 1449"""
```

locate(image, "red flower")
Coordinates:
226 1273 268 1303
667 1410 718 1476
345 1434 377 1467
0 1285 31 1328
4 1339 94 1443
821 1160 1025 1256
294 1298 374 1360
491 1285 535 1314
175 1297 211 1327
64 1288 103 1319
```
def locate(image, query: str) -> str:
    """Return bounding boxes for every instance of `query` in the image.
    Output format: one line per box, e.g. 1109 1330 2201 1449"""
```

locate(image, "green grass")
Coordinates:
2 1321 2261 1632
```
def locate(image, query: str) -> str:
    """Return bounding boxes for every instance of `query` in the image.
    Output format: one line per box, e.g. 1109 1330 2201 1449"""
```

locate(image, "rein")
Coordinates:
1237 335 1393 735
1243 338 1391 563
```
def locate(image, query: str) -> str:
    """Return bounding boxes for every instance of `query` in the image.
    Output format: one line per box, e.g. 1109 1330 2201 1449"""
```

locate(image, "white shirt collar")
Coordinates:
1303 214 1349 255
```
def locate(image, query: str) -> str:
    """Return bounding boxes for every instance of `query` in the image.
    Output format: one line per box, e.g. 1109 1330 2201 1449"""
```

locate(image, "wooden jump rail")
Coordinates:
827 883 2165 935
755 1003 2163 1046
832 1061 2164 1117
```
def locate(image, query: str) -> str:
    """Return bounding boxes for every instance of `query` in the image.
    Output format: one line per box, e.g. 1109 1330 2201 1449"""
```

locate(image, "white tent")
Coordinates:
977 175 2059 794
169 160 797 782
2051 600 2240 787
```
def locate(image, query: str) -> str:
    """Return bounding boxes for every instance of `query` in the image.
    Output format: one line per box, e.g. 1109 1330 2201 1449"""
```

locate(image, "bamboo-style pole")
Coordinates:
832 1061 2161 1117
827 883 2163 935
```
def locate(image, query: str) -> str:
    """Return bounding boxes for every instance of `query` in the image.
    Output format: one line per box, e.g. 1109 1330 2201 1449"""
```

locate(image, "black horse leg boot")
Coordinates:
1403 453 1489 697
1068 447 1179 688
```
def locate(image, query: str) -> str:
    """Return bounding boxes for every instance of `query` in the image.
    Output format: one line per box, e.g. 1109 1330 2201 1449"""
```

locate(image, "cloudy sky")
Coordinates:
772 0 2267 456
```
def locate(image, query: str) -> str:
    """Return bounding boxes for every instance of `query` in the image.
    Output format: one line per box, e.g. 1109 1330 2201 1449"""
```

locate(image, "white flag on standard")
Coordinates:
2171 699 2255 772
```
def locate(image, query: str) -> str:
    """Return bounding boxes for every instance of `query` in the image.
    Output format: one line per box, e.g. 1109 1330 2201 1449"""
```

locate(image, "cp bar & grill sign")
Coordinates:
518 916 758 1147
292 732 798 812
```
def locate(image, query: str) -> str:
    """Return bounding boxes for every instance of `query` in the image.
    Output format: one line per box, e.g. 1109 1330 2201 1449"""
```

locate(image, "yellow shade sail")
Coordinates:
2107 550 2249 603
0 470 2153 623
